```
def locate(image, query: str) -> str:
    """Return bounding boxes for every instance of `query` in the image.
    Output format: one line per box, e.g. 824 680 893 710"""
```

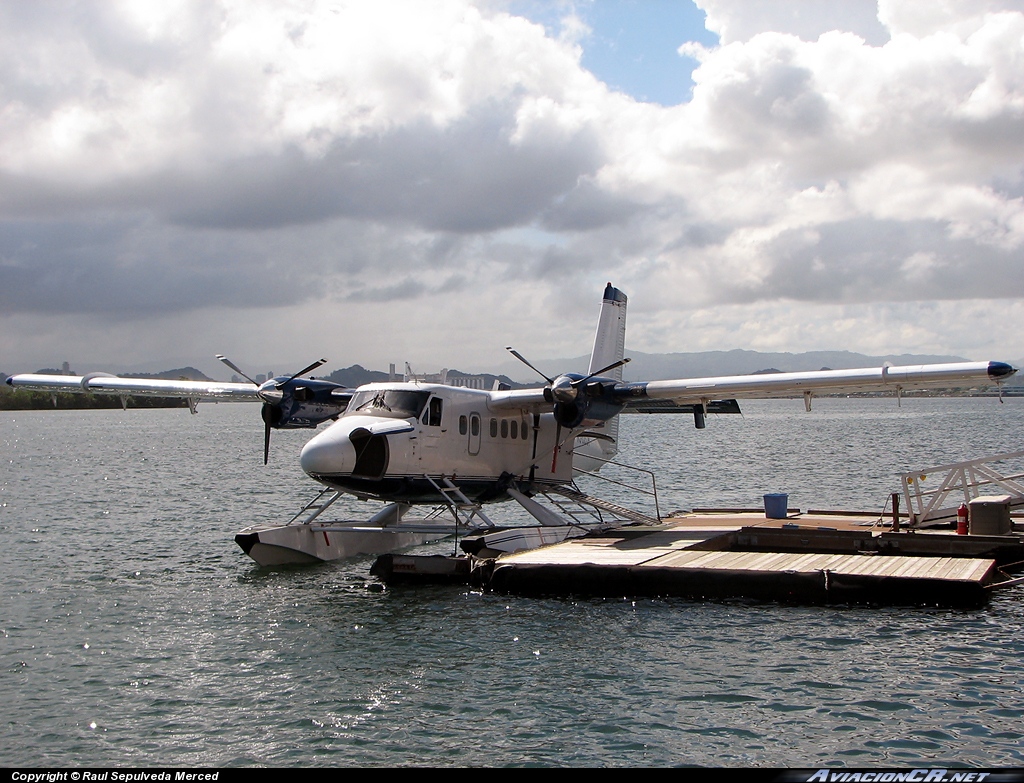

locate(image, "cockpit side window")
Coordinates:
426 396 443 426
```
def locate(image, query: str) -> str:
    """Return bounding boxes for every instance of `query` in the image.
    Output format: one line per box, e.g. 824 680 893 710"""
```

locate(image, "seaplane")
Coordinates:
7 284 1018 566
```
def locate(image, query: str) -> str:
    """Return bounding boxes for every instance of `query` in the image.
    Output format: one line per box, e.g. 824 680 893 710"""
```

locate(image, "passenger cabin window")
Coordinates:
459 415 467 435
490 418 498 438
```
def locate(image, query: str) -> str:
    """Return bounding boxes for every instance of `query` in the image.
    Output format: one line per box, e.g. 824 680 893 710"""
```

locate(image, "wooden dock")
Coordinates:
375 510 1024 606
482 512 1022 606
372 509 1024 605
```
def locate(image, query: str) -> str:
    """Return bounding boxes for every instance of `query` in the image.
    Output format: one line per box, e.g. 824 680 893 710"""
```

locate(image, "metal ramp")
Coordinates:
901 449 1024 527
424 475 496 529
542 485 660 526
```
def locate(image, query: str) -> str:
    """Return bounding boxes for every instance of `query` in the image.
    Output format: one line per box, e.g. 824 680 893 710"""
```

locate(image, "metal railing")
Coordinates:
572 454 662 522
901 449 1024 526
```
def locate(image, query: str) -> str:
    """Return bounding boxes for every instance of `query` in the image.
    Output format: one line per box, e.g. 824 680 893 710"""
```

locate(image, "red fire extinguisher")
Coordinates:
957 502 969 535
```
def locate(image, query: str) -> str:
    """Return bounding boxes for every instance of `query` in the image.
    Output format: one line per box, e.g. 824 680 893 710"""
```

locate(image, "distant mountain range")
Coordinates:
25 366 219 382
123 367 214 381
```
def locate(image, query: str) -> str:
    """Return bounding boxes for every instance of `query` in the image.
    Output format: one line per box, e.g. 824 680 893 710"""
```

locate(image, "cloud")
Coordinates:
696 0 890 45
1 0 1023 376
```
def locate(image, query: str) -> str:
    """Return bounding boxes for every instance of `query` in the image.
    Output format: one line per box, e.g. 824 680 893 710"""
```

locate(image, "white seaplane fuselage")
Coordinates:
299 382 576 503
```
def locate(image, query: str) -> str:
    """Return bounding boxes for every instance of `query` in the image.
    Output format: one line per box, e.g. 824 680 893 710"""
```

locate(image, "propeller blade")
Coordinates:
264 419 271 465
260 403 277 464
506 347 554 384
551 420 564 472
216 354 258 386
276 358 328 389
572 357 631 388
591 356 631 378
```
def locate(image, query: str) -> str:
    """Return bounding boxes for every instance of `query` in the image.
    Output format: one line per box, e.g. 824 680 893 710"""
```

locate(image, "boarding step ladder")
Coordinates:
286 486 345 526
424 475 496 529
542 485 660 527
901 449 1024 527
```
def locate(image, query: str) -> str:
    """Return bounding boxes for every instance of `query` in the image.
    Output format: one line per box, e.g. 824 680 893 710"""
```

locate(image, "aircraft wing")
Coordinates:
622 361 1017 406
488 360 1017 414
5 373 259 401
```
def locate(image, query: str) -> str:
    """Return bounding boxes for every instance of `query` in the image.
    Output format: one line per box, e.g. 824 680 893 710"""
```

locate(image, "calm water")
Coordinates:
2 397 1024 767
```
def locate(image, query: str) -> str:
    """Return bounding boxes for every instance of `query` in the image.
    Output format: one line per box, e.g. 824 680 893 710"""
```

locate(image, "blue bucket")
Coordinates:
764 493 789 519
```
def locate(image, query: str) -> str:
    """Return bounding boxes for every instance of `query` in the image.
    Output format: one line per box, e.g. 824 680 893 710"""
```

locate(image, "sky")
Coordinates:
2 0 1023 380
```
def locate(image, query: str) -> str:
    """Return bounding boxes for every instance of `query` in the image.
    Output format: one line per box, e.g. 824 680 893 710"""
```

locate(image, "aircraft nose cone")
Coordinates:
300 424 353 477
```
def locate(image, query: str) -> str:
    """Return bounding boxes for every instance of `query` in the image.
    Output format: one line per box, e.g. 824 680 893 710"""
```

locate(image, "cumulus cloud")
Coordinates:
697 0 890 45
1 0 1022 375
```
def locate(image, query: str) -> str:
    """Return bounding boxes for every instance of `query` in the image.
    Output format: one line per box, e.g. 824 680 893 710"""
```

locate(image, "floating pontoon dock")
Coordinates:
374 510 1024 607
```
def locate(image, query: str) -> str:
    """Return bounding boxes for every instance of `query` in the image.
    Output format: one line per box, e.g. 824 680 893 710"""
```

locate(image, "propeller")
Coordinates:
506 347 630 402
506 347 631 439
217 354 328 464
555 357 631 402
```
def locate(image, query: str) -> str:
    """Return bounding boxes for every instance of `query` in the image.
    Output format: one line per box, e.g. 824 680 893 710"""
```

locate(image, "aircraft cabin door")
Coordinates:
468 413 481 456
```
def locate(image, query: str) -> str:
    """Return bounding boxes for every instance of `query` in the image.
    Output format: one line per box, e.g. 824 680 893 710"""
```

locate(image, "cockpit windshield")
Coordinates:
346 389 430 420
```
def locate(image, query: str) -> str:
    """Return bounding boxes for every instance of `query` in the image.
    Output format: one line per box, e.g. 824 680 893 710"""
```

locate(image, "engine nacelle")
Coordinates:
260 377 350 429
552 397 622 427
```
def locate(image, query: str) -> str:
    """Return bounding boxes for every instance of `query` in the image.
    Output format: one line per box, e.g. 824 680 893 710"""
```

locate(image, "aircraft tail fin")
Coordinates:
577 283 627 466
588 283 628 379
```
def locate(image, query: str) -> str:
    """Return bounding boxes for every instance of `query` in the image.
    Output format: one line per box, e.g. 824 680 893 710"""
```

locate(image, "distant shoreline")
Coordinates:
0 390 194 411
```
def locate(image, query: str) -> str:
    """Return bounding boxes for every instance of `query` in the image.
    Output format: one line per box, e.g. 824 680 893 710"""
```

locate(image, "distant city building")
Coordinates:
400 362 502 390
447 374 488 390
404 363 448 384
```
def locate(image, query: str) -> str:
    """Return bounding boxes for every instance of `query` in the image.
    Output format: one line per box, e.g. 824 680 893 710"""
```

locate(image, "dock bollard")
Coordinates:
891 493 900 531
